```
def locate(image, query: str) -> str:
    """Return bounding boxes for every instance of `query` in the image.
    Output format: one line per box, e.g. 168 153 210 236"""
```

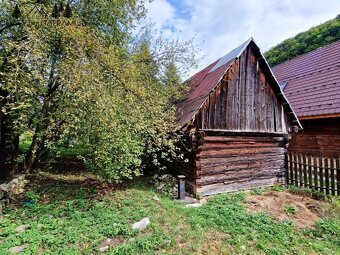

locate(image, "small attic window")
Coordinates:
280 82 287 91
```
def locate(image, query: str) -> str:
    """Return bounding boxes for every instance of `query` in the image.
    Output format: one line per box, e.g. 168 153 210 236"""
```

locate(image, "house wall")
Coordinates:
195 45 288 133
174 131 288 196
174 45 294 196
194 132 287 196
288 117 340 158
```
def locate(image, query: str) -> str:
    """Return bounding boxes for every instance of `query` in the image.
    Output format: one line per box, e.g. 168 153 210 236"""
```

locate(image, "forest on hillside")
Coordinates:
265 14 340 66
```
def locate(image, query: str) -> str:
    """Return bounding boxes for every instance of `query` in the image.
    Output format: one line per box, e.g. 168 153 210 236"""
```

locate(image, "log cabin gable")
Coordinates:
193 43 295 133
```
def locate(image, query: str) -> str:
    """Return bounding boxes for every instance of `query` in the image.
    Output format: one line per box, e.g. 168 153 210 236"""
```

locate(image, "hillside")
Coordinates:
265 14 340 66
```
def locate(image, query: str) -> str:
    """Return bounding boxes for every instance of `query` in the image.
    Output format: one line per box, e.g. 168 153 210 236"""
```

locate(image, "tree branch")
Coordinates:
0 22 21 35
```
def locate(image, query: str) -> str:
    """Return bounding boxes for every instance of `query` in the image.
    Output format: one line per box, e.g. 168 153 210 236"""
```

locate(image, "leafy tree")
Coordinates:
265 14 340 66
0 1 198 181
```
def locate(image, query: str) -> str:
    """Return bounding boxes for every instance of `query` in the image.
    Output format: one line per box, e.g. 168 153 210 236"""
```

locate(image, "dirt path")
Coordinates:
246 190 323 228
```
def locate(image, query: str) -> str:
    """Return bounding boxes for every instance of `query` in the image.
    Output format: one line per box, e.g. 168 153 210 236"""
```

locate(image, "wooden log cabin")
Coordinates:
175 38 302 196
272 40 340 158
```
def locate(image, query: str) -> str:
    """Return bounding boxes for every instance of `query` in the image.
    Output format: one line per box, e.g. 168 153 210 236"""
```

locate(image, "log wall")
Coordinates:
195 46 288 133
289 117 340 158
194 132 288 196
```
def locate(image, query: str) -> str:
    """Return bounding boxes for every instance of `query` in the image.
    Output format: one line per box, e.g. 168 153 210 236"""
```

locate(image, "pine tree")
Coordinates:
12 4 20 18
163 62 183 104
51 4 60 18
63 4 72 18
59 2 64 13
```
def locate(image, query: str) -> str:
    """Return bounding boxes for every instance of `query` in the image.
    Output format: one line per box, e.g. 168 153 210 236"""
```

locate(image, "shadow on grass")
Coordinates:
24 157 152 205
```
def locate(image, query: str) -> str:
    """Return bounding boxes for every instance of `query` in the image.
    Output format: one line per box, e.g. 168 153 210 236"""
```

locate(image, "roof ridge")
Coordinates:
208 38 253 73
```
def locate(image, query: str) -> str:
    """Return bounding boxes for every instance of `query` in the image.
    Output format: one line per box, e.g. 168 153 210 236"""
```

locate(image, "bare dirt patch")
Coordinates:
246 190 323 228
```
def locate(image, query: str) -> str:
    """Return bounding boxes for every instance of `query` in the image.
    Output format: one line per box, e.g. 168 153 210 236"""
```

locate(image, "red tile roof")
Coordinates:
272 40 340 119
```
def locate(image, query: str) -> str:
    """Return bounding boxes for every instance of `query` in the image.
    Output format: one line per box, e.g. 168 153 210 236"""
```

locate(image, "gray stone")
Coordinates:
15 224 30 233
185 203 202 208
159 174 174 182
9 244 28 253
0 189 5 199
0 183 9 192
178 196 198 204
156 183 164 191
98 238 112 252
152 195 160 201
199 198 208 205
131 217 150 231
98 236 125 252
159 174 171 179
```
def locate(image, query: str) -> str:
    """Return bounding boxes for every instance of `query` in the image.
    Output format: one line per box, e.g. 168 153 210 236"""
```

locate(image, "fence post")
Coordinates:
325 158 330 195
289 153 294 185
320 158 325 194
337 159 340 196
314 157 319 191
303 155 307 187
285 152 288 185
294 154 298 186
308 155 313 189
177 175 186 200
330 159 336 196
299 154 303 187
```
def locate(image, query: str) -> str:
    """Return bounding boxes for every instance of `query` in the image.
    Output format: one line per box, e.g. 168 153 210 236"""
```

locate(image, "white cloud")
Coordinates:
143 0 176 31
144 0 340 76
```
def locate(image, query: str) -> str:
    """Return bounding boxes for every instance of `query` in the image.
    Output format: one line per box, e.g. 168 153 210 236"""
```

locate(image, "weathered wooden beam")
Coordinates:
200 129 288 138
197 177 278 196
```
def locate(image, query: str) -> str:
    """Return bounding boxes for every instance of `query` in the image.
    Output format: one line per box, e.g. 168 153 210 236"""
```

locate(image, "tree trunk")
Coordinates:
24 127 49 174
24 91 52 174
24 131 40 175
0 90 18 180
23 58 59 175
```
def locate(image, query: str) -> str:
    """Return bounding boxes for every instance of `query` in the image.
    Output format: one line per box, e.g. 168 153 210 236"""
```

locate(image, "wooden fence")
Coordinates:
287 153 340 196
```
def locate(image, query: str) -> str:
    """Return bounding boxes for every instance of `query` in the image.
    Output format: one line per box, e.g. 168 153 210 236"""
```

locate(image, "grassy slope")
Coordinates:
1 170 339 255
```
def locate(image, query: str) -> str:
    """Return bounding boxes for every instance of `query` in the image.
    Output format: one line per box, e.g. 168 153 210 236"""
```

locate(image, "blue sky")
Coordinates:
143 0 340 76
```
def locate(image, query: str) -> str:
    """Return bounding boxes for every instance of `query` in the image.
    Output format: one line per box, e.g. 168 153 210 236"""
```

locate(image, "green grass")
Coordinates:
1 169 339 254
284 204 297 216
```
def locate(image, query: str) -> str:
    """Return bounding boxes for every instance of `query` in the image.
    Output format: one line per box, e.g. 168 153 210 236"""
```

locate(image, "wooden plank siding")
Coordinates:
194 46 287 133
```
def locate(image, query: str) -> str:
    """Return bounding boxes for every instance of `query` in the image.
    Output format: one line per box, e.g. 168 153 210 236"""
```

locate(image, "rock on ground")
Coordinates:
152 173 178 197
186 203 202 208
131 217 150 231
15 224 30 233
152 195 160 201
98 236 125 252
9 244 28 254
